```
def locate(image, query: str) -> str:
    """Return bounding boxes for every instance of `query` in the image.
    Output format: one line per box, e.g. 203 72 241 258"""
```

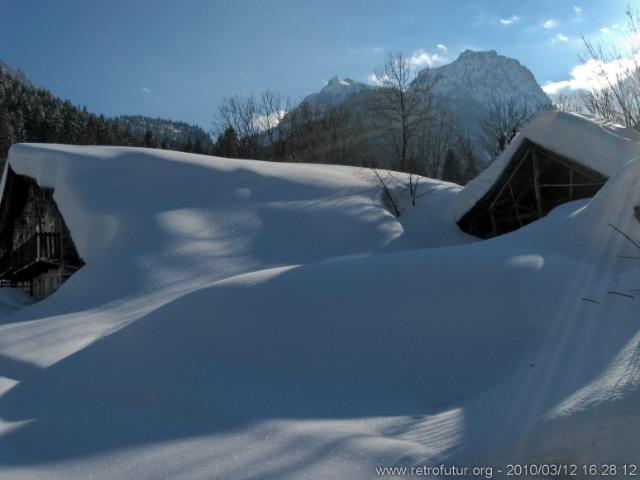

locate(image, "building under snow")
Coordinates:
454 111 640 238
0 111 638 300
0 166 83 299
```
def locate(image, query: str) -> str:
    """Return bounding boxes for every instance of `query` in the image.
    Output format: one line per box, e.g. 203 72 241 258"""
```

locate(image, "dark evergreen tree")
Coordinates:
0 109 14 158
441 149 463 184
0 60 214 168
143 129 154 148
456 136 480 185
214 127 240 158
462 155 479 184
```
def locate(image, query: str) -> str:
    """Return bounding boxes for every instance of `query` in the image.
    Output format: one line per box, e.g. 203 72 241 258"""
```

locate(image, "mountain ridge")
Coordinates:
298 49 552 162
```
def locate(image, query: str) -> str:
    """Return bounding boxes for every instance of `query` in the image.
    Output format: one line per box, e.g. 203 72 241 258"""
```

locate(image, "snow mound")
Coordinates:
0 143 639 479
0 289 32 322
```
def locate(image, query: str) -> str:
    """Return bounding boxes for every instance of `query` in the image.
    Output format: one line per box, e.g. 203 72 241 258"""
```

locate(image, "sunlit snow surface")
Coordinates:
0 142 638 479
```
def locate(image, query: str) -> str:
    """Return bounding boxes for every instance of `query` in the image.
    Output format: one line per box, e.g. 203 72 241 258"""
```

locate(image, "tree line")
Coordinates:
212 55 482 193
0 66 211 168
210 54 556 204
0 53 538 200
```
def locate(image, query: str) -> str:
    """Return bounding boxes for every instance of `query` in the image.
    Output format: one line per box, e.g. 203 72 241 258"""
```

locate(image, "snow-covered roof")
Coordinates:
2 143 640 477
452 111 640 220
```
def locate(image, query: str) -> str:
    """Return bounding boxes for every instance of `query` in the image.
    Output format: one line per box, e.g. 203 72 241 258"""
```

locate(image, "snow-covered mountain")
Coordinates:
296 50 552 163
420 50 552 160
302 50 550 115
301 76 375 111
421 49 551 108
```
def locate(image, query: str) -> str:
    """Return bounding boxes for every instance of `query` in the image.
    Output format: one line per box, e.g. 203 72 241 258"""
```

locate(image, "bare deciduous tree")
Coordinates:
479 97 542 159
415 105 457 178
259 90 290 160
552 92 583 113
286 102 322 162
579 7 640 131
216 94 260 158
370 52 437 205
285 101 366 165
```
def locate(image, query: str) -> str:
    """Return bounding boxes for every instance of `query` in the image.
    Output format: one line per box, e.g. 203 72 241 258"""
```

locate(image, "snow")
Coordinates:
0 289 32 320
0 142 639 479
297 50 553 163
424 49 551 109
301 76 374 111
452 110 640 220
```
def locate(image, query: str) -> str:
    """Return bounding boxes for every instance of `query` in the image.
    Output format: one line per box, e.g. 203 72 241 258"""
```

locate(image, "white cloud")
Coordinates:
409 49 446 67
369 49 449 84
499 15 520 25
543 19 558 29
437 44 448 51
601 24 622 34
551 33 569 43
368 73 383 85
542 54 640 94
574 6 582 14
254 110 285 131
141 86 152 95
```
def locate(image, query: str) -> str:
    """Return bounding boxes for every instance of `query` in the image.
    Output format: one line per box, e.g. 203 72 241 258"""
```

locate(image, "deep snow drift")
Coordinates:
0 142 638 479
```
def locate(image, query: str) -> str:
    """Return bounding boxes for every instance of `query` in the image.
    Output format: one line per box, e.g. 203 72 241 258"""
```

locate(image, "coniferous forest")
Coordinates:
0 62 213 168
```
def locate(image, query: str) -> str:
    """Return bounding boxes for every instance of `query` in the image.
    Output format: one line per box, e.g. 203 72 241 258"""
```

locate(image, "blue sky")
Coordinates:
0 0 631 129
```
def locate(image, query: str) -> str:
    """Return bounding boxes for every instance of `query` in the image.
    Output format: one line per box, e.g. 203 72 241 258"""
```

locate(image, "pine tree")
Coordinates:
0 109 15 159
441 149 463 184
461 155 479 184
214 127 240 158
0 64 215 157
143 129 154 148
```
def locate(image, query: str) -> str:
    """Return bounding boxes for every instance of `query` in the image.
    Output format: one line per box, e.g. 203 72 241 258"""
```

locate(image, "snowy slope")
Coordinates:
423 50 551 109
301 76 375 111
0 143 639 479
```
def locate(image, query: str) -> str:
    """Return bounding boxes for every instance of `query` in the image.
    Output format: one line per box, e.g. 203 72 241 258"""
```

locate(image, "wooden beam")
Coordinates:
532 149 542 218
490 209 497 237
528 141 607 182
487 146 532 211
508 182 523 227
539 182 603 187
569 169 574 200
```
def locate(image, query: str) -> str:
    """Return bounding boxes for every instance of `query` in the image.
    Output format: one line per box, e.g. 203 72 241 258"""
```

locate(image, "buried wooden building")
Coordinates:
454 111 640 239
0 166 84 299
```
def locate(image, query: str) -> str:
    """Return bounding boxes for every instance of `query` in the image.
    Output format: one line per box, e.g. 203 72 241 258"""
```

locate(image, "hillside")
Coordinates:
0 60 213 161
116 116 213 153
0 139 638 478
301 76 374 112
296 50 552 165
